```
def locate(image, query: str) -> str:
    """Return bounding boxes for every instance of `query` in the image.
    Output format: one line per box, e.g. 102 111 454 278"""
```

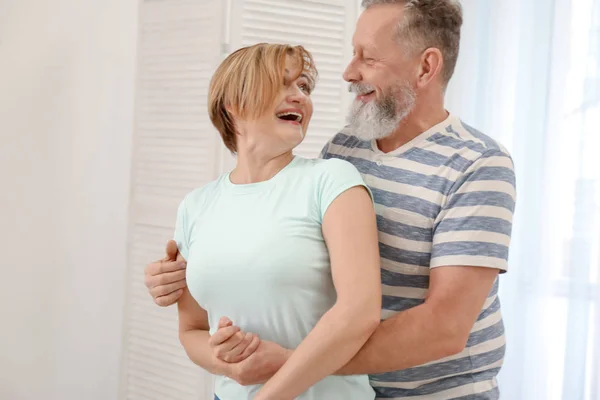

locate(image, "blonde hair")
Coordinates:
208 43 318 153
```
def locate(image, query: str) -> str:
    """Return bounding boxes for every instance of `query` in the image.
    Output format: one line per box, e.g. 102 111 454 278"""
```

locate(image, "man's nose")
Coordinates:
343 59 360 82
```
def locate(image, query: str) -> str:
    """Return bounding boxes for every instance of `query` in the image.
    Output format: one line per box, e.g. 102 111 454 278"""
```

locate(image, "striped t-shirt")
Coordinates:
319 114 516 400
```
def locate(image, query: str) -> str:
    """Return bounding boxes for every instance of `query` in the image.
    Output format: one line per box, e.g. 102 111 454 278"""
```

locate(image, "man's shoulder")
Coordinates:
442 117 511 158
321 126 372 159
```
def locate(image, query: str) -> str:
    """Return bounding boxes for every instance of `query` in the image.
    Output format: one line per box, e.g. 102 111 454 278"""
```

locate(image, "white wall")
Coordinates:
0 1 138 399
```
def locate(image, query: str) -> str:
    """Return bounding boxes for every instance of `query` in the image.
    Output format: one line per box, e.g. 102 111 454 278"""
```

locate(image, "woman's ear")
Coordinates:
222 104 241 137
224 103 237 119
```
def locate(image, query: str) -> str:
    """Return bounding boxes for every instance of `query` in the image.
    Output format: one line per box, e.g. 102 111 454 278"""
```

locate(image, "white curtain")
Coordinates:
447 0 600 399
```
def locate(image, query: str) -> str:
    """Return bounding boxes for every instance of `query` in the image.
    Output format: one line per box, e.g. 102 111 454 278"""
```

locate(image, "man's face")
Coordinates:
344 4 419 140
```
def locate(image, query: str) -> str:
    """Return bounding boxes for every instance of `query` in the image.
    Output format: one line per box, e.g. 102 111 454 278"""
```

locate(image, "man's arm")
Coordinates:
230 264 500 382
340 149 515 374
338 265 499 375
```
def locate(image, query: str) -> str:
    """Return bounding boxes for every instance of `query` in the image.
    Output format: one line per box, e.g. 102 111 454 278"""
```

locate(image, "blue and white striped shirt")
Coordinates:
319 114 515 400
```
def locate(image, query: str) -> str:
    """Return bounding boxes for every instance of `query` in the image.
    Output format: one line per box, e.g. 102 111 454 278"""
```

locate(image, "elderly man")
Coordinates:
144 0 515 398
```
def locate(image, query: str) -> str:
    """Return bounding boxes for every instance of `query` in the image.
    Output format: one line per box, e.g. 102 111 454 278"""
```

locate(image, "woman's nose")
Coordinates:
287 89 307 105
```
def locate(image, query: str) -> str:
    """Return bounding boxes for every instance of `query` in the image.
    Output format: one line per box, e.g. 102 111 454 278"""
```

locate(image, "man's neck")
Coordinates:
376 107 449 154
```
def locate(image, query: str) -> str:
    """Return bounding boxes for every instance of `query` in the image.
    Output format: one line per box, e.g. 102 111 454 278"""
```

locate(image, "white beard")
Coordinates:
347 82 416 141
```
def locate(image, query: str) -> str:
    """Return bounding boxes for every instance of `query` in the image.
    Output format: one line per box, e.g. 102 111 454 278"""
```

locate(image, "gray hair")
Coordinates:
361 0 463 84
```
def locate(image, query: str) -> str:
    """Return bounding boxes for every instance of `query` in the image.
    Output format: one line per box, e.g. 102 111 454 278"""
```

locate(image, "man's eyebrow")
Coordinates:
354 42 379 53
364 44 378 53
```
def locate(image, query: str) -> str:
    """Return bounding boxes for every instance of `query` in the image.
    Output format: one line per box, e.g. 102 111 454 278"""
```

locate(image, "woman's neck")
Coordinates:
229 150 294 184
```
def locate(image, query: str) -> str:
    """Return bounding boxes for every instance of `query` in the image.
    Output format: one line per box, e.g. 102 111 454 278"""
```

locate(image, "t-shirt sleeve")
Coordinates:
316 158 373 222
173 197 190 260
318 140 331 159
430 150 516 272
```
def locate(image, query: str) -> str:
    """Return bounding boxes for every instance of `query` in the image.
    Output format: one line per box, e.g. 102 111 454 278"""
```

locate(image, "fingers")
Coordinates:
212 331 246 360
149 278 187 298
145 240 184 307
222 332 257 362
154 289 184 307
145 260 186 282
208 318 260 363
218 317 233 329
224 332 253 359
238 334 261 360
209 325 241 347
145 268 186 291
165 240 179 261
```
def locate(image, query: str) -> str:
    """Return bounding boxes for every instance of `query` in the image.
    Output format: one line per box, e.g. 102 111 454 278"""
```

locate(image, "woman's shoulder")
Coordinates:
178 176 224 211
292 156 370 219
293 156 366 196
294 155 360 177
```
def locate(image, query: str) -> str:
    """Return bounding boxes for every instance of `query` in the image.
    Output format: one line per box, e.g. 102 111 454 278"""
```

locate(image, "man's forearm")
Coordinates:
337 303 465 375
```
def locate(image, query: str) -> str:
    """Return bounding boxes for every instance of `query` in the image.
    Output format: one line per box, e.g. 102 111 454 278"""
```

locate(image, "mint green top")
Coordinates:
174 156 375 400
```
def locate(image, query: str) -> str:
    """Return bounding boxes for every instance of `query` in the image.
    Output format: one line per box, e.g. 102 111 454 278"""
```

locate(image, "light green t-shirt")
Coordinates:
174 156 375 400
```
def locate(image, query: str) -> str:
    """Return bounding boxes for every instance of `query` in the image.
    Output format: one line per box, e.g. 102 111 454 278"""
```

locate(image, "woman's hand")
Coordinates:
208 317 261 363
229 340 292 386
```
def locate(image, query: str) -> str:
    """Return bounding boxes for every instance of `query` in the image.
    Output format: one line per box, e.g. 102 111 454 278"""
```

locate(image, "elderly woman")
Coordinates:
174 43 380 400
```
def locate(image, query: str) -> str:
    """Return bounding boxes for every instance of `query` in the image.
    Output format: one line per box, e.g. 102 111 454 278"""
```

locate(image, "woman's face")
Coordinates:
239 56 314 152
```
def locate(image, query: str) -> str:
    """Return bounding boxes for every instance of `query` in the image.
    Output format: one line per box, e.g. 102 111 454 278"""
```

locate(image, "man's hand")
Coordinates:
144 240 187 306
229 340 292 386
209 317 261 363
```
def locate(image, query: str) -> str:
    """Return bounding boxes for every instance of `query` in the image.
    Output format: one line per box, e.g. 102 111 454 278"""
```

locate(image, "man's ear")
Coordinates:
416 47 444 88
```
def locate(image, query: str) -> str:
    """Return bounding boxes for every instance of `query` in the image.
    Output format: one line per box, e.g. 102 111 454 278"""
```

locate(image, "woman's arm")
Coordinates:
177 287 228 375
178 287 259 373
255 185 382 400
175 196 259 371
